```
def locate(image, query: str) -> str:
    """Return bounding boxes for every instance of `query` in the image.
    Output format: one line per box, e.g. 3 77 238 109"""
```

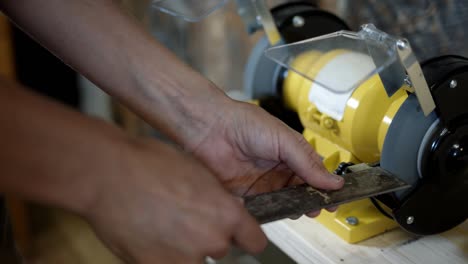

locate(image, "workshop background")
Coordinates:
1 0 467 263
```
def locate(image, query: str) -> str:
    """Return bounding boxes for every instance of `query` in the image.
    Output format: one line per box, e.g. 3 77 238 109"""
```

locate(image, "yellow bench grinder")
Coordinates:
242 2 468 243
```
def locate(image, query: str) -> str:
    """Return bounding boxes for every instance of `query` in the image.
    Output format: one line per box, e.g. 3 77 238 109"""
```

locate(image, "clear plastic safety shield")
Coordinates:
152 0 229 22
264 24 406 94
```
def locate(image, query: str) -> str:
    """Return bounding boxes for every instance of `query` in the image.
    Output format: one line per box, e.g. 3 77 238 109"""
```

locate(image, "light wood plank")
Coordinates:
262 217 467 264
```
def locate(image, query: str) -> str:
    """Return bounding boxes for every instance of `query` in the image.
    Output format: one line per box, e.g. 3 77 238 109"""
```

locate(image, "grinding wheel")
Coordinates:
380 94 437 199
244 36 284 99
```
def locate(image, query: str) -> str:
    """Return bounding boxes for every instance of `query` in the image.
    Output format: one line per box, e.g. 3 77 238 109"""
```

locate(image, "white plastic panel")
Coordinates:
308 51 376 120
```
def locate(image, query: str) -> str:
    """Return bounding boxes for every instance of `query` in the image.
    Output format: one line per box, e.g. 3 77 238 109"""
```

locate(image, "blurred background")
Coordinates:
1 0 467 263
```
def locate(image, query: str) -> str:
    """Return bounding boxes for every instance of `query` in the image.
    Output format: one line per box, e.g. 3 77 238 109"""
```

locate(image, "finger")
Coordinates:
244 165 294 196
288 214 302 220
236 197 245 205
306 210 321 218
326 206 338 212
232 206 268 254
286 175 304 186
206 239 231 260
279 127 344 190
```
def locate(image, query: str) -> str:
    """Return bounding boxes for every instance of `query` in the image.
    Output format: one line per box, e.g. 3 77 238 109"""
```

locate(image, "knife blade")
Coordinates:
244 166 410 224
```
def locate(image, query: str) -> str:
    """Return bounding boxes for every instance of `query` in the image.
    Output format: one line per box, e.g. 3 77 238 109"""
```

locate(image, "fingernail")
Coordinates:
306 210 321 218
289 214 302 220
236 197 245 205
330 173 343 182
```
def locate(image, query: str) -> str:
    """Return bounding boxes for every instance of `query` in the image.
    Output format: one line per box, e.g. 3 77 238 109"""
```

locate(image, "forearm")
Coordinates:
0 0 230 148
0 77 130 214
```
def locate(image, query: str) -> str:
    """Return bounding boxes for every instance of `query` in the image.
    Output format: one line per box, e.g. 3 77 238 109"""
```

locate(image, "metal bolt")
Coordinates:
404 76 413 87
397 39 407 50
346 216 359 226
292 16 305 27
256 15 262 23
323 117 334 129
450 80 458 89
406 216 415 225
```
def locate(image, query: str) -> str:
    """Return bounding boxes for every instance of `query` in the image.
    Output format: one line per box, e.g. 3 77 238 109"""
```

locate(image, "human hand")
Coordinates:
187 100 344 217
82 138 267 263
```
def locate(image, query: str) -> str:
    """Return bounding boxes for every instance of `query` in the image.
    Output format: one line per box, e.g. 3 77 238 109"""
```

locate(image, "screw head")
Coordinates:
404 76 413 87
256 15 262 23
397 39 407 50
406 216 415 225
292 16 305 27
450 80 458 89
346 216 359 226
323 117 335 129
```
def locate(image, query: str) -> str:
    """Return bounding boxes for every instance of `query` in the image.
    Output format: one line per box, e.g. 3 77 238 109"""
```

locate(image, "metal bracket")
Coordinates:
235 0 261 34
236 0 282 45
359 24 435 116
396 39 436 116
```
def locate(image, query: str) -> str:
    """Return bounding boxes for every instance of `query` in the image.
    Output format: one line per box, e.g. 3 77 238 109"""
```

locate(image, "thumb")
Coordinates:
279 127 344 190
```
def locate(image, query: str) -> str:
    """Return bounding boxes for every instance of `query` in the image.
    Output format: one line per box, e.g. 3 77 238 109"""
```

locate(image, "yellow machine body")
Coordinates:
283 50 408 243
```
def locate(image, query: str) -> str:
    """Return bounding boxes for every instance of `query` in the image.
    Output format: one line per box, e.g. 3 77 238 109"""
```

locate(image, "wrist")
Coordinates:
130 50 234 148
169 81 234 150
57 121 133 218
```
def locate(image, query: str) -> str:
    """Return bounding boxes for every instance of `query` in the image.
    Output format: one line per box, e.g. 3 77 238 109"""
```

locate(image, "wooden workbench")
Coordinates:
262 217 467 264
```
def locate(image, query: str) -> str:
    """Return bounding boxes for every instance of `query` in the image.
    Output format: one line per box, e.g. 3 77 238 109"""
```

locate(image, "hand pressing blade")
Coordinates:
244 165 410 224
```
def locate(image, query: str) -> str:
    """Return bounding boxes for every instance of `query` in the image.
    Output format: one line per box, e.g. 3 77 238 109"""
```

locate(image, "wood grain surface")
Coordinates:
263 218 467 264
